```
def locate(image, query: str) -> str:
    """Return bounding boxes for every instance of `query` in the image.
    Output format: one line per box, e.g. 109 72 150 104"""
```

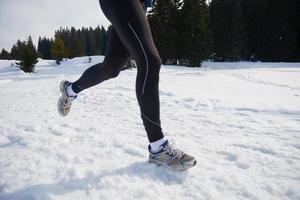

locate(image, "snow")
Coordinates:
0 57 299 200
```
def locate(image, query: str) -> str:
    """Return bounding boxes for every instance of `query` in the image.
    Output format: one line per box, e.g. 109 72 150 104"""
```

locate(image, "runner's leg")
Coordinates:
71 27 130 93
99 0 164 142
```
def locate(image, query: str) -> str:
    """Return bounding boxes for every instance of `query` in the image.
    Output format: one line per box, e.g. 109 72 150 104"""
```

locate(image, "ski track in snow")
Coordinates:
0 58 300 200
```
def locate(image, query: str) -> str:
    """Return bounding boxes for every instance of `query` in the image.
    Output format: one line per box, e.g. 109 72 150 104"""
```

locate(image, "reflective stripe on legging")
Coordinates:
128 22 149 96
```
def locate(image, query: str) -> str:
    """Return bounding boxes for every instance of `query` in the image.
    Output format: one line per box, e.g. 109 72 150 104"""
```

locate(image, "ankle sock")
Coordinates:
66 83 77 97
150 137 167 153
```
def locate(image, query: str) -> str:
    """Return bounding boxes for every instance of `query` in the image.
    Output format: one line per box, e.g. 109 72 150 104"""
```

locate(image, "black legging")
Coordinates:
71 0 164 143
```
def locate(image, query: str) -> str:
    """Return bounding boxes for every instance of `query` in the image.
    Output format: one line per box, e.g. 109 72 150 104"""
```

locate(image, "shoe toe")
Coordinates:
182 153 196 165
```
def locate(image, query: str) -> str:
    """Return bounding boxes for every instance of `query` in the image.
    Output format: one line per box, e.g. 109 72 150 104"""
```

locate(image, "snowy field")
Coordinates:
0 57 299 200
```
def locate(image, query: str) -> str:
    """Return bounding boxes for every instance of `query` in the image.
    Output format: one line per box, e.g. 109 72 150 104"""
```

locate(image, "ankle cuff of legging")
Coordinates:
71 83 82 94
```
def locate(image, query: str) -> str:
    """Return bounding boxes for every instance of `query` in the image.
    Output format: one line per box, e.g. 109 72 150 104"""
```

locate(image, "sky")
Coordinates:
0 0 110 51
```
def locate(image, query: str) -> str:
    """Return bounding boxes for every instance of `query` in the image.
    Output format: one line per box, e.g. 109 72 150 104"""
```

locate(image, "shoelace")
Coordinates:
165 141 184 159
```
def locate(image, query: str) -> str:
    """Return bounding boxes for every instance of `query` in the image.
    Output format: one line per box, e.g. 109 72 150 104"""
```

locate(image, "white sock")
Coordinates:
66 84 77 97
150 137 167 153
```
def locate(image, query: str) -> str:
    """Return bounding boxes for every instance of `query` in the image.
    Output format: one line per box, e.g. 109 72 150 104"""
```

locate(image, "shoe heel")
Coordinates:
59 80 68 93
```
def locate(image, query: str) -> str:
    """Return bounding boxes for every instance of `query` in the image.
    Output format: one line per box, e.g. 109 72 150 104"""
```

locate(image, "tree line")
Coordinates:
0 0 299 71
210 0 299 62
38 26 108 63
148 0 213 67
148 0 299 65
0 26 109 72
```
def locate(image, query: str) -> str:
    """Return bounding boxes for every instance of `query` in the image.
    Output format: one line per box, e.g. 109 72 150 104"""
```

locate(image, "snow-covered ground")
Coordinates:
0 57 299 200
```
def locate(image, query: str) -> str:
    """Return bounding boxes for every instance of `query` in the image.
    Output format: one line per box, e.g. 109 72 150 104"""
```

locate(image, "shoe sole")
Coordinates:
149 158 197 171
57 96 67 116
57 80 70 117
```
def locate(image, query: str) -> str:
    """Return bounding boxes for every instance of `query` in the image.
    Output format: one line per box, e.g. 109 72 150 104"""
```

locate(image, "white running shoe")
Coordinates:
57 80 77 117
148 140 196 171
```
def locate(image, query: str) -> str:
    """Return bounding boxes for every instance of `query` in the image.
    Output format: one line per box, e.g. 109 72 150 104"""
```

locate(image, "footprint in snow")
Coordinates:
0 135 27 148
48 127 64 136
217 151 238 162
217 151 250 169
233 144 277 155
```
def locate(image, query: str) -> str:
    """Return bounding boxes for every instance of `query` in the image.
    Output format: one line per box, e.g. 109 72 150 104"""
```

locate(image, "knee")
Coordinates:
148 54 162 74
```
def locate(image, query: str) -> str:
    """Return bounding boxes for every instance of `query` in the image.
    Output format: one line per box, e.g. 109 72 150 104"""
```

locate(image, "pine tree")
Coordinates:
210 0 299 62
148 0 178 63
94 26 102 55
17 36 39 73
10 44 18 60
10 39 24 60
242 0 263 61
79 28 88 56
55 27 71 58
169 0 183 63
38 37 42 57
70 27 84 57
51 34 68 65
94 25 108 55
149 0 212 66
180 0 213 66
258 0 298 61
210 0 246 61
100 26 108 54
0 49 11 60
85 28 97 56
38 37 54 59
